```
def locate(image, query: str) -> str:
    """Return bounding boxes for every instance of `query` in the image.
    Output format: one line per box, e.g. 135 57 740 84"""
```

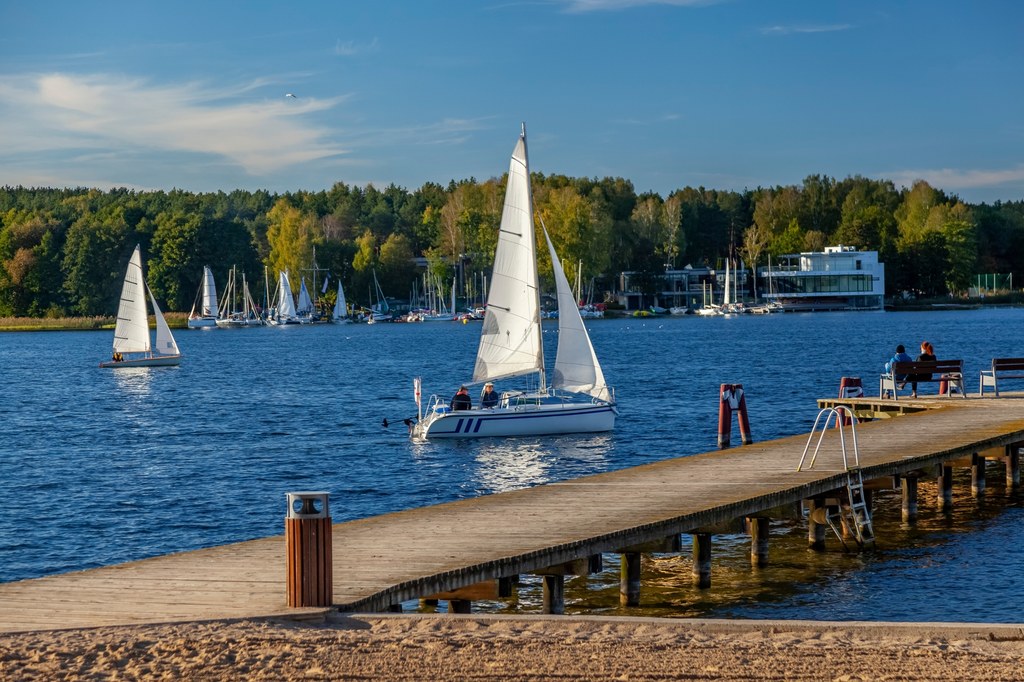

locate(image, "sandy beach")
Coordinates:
2 614 1023 681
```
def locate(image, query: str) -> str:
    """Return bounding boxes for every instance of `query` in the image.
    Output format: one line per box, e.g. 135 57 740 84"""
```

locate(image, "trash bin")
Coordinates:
285 491 332 607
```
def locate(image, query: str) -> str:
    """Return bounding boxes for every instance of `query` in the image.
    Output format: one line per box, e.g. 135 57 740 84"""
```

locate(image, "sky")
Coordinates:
1 1 1022 204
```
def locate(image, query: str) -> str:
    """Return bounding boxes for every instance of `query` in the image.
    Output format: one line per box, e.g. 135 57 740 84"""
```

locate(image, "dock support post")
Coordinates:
449 600 472 614
937 465 954 512
901 475 919 523
542 575 565 614
1006 445 1021 489
807 498 827 551
691 533 712 588
972 452 986 498
620 552 642 606
749 517 769 568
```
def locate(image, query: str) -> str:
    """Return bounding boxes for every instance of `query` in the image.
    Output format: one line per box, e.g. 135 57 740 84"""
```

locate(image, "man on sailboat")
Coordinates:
450 386 472 411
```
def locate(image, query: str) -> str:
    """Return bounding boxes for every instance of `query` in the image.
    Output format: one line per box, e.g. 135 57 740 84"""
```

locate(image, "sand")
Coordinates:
2 614 1023 681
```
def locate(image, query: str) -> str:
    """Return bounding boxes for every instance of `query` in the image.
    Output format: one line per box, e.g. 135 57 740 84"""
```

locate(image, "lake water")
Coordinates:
2 308 1023 622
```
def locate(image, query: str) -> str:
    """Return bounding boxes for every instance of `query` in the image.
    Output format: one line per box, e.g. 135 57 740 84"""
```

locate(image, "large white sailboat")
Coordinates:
186 266 218 328
99 244 182 368
411 125 616 439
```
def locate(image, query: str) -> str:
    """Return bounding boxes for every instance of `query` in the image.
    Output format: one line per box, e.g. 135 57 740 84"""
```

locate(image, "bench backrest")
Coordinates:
991 358 1024 372
891 359 963 375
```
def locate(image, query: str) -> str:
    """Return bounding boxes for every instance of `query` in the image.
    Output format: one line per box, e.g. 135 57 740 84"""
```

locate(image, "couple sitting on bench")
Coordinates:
882 341 963 399
884 341 935 398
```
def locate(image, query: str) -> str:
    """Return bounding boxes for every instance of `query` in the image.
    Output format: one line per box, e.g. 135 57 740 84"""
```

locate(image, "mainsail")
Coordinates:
544 228 609 400
112 246 151 354
472 126 544 385
333 281 347 320
200 266 218 317
277 271 298 318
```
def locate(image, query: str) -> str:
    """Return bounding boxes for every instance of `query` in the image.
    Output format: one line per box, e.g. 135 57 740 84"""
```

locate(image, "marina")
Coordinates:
4 308 1024 629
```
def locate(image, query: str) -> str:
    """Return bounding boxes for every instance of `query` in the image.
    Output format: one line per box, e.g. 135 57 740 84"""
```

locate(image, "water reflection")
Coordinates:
470 434 614 493
112 367 154 399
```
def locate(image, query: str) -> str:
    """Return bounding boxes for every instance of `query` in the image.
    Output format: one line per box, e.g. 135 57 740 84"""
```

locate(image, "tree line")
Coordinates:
1 174 1022 317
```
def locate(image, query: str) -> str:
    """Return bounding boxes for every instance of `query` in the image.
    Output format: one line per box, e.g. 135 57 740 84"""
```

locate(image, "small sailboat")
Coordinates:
411 125 616 439
332 280 350 323
99 244 182 368
186 266 219 328
368 269 392 323
269 270 300 325
296 277 315 323
216 266 264 327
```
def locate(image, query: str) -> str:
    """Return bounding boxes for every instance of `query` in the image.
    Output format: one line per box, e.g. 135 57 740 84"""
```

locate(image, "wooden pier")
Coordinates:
2 395 1024 633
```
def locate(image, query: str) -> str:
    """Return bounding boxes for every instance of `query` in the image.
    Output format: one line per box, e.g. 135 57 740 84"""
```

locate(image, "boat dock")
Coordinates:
2 395 1023 633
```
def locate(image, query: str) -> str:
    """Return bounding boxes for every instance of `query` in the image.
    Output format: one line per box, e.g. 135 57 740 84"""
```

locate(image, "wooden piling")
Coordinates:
748 517 769 568
542 575 565 614
937 465 954 512
691 533 711 588
1006 445 1021 489
807 498 827 551
901 475 918 523
718 384 752 448
620 552 641 606
972 452 986 498
449 599 472 614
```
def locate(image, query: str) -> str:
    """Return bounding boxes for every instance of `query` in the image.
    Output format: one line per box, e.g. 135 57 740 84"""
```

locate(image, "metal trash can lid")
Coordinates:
286 491 330 519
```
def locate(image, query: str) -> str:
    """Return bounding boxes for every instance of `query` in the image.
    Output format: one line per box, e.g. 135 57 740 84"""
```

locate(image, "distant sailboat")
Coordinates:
99 245 182 368
296 277 315 323
411 125 616 439
186 266 218 329
368 269 392 323
269 270 300 325
332 280 350 323
216 266 264 327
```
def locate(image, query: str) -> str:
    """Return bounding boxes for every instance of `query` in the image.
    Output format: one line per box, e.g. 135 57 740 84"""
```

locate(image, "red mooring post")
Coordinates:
837 377 863 427
718 383 752 449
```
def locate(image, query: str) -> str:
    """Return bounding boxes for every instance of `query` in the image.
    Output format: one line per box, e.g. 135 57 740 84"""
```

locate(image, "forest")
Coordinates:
1 173 1023 318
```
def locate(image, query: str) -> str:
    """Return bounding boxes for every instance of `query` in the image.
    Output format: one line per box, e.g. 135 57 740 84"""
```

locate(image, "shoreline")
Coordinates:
3 613 1023 681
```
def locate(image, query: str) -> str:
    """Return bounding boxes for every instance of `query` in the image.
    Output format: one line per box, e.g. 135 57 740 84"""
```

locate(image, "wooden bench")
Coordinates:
979 358 1024 397
880 360 965 400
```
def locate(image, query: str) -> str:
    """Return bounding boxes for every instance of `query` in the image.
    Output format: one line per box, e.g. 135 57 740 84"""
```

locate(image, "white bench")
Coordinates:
979 358 1024 397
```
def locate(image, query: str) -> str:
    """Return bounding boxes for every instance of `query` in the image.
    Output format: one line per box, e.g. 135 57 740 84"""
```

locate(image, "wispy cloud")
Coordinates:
886 166 1024 193
0 73 348 177
556 0 722 13
334 37 380 56
760 24 854 36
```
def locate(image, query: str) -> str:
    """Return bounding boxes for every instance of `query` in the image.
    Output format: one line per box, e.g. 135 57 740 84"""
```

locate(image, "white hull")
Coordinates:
100 354 181 368
187 316 218 329
416 402 616 439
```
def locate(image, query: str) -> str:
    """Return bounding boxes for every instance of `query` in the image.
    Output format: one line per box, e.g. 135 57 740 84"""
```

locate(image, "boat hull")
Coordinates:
418 402 616 438
187 317 218 329
99 354 182 368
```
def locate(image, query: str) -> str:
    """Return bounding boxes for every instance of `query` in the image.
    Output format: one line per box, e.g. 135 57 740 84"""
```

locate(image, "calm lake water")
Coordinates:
2 308 1023 622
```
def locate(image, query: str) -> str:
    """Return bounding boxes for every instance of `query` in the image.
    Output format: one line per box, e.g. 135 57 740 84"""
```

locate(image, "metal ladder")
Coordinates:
797 406 875 549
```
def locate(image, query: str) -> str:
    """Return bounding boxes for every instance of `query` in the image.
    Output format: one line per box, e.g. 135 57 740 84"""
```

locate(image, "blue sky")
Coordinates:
1 1 1021 203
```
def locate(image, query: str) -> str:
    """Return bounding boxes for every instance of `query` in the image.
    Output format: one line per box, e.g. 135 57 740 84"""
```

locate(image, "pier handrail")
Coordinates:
797 406 860 472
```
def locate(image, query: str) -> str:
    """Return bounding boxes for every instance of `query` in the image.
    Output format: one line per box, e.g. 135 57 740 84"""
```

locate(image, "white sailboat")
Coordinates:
216 266 264 327
411 125 616 439
269 270 300 325
368 269 392 323
186 266 218 328
332 280 350 323
99 244 182 368
296 277 315 323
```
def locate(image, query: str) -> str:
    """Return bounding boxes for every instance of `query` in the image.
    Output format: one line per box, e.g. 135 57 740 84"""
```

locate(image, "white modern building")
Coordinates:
763 245 885 311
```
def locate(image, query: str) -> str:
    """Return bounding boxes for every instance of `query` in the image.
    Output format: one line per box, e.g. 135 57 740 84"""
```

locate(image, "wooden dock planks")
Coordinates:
3 396 1024 632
